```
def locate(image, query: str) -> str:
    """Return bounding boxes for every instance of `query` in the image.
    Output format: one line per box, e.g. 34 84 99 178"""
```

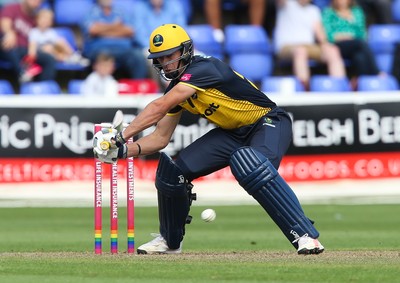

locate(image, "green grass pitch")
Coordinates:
0 204 399 282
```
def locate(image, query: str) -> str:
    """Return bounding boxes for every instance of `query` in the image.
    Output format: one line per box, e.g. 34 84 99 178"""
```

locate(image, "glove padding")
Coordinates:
93 128 119 164
114 131 126 147
94 146 119 164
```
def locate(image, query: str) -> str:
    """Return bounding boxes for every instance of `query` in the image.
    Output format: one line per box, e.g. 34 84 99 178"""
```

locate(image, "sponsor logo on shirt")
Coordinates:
203 103 219 117
180 74 192 81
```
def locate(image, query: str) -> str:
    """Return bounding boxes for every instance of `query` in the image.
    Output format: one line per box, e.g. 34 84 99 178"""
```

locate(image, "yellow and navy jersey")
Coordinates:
166 55 276 129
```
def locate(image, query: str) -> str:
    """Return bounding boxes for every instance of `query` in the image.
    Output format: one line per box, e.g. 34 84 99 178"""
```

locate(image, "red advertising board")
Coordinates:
1 152 399 183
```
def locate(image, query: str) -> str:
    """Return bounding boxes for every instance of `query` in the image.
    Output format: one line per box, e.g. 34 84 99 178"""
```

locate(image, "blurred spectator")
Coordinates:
356 0 393 24
203 0 266 42
28 9 89 66
81 0 147 79
134 0 187 91
322 0 382 87
274 0 346 90
134 0 187 49
0 0 20 9
81 52 118 97
0 0 56 83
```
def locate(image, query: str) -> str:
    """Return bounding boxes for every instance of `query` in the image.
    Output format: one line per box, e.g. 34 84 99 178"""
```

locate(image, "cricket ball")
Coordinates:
201 209 216 222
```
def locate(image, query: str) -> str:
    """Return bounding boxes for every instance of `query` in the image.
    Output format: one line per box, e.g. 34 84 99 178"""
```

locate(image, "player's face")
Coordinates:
156 49 182 79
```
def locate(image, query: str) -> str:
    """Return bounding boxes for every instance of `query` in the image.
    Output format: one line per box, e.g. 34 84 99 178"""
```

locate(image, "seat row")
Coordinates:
262 75 399 94
189 23 400 83
0 75 398 96
2 22 399 78
41 0 192 27
0 79 160 96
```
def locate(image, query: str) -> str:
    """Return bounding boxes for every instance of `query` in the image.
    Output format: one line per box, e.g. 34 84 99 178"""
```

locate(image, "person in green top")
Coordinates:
322 0 381 81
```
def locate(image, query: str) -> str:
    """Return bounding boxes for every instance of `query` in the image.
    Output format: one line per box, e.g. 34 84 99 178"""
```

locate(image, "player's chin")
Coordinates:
164 70 179 79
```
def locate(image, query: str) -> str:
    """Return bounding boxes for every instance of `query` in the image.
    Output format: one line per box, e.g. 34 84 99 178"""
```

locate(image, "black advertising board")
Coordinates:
284 101 400 154
0 95 399 158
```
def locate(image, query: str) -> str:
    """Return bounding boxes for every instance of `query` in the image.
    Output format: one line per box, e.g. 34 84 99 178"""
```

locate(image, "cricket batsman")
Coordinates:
93 24 324 255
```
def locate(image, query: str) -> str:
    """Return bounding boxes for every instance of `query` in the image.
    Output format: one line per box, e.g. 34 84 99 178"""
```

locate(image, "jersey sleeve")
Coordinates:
178 57 224 90
167 105 183 116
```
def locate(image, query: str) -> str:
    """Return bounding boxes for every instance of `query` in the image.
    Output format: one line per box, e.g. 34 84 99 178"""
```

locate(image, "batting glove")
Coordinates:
93 128 118 157
113 131 126 148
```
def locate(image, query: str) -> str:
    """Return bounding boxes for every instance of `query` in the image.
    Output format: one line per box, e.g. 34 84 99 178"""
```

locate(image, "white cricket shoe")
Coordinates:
137 233 182 254
295 234 325 255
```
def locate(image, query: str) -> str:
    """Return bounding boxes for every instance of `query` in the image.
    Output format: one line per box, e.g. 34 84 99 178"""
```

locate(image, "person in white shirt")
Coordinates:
28 9 88 66
81 52 118 97
274 0 346 90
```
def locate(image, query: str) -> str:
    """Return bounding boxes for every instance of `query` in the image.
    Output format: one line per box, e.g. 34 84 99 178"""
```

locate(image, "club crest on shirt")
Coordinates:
180 73 192 81
263 117 275 128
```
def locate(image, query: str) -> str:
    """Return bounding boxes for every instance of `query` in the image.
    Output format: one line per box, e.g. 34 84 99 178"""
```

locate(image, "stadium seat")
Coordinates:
229 53 274 83
312 0 330 10
40 1 51 9
374 53 394 74
368 24 400 73
357 75 399 91
309 75 352 93
392 0 400 22
54 0 94 26
118 79 160 94
261 76 305 94
224 25 272 55
0 80 15 95
68 79 84 95
186 25 224 60
20 80 62 95
368 24 400 54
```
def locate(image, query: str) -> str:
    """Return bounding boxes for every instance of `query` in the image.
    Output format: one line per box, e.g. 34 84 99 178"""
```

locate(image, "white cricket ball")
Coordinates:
201 209 216 222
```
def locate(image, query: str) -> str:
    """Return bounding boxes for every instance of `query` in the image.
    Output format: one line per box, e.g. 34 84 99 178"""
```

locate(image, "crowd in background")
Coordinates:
0 0 399 94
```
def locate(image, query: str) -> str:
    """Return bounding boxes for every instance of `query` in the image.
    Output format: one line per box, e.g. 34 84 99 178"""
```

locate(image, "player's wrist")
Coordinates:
114 131 126 147
136 143 142 157
117 144 128 159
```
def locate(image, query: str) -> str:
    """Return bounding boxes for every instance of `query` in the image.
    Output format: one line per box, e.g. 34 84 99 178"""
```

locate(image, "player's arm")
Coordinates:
126 112 182 157
121 83 195 141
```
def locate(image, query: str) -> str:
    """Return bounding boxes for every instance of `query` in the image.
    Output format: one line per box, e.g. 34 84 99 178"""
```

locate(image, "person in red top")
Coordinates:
0 0 56 83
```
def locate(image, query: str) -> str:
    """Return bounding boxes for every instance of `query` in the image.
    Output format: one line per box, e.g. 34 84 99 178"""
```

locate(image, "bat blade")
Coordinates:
112 110 124 132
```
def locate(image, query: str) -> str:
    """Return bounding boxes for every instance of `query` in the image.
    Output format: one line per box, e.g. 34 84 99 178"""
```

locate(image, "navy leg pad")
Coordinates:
156 152 192 249
230 147 319 244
